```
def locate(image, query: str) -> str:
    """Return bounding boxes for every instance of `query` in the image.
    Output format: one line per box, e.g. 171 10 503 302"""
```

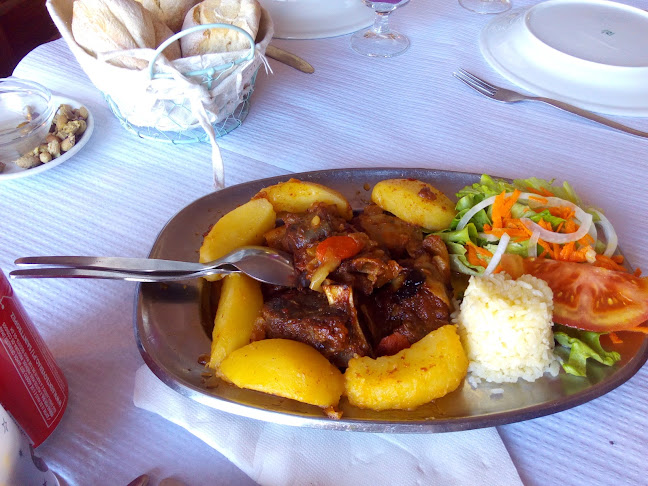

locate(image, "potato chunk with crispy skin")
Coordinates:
371 179 456 231
344 325 468 411
219 339 345 409
253 178 353 220
199 198 276 281
207 274 264 369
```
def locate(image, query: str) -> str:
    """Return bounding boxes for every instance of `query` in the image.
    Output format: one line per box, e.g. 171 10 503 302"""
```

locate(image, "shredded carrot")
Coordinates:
538 219 553 231
466 242 491 268
634 268 642 277
537 239 553 258
611 255 625 264
548 206 575 221
608 332 623 344
502 189 521 215
491 191 507 228
578 234 595 246
474 245 493 257
490 190 522 229
526 186 554 197
528 195 548 205
594 254 629 273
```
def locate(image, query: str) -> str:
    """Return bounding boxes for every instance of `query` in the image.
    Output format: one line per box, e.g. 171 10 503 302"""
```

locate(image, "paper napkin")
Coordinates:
133 365 522 486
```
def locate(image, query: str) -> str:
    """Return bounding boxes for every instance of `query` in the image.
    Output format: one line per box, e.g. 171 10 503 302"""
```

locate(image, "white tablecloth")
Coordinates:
3 0 648 484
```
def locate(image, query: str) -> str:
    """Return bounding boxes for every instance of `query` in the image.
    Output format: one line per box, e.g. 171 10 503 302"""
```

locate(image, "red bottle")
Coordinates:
0 270 68 447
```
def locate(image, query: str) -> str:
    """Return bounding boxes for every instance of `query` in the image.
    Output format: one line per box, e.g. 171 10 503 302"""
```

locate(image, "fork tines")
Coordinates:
453 69 497 97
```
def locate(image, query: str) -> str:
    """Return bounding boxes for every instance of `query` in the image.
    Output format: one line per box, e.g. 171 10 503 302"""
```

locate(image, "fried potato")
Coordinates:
344 325 468 411
207 274 264 369
199 198 276 281
371 179 456 231
219 338 345 408
253 178 353 220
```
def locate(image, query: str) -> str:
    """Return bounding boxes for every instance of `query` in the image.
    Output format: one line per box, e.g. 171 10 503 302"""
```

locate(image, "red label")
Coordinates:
0 272 68 447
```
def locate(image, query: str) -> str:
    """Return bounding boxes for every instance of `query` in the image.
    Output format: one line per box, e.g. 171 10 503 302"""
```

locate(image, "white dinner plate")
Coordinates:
480 0 648 116
0 95 94 181
258 0 374 39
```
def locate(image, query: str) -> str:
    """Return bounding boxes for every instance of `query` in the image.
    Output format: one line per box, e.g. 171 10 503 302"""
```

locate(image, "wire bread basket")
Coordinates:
105 23 263 144
47 0 274 187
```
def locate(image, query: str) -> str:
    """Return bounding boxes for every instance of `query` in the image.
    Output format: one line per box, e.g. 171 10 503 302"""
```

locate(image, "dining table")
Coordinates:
2 0 648 484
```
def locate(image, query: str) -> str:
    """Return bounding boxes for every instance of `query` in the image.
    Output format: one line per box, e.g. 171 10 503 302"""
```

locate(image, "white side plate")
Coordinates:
0 95 94 181
480 0 648 116
258 0 374 39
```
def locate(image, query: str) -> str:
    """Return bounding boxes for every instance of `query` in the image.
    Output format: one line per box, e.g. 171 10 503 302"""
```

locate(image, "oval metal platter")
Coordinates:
134 168 648 432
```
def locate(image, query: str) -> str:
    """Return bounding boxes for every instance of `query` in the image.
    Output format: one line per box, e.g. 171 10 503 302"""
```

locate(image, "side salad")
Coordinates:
438 174 648 376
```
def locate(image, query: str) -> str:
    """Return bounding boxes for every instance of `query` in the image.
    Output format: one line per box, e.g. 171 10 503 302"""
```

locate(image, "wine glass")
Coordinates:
350 0 411 58
458 0 511 15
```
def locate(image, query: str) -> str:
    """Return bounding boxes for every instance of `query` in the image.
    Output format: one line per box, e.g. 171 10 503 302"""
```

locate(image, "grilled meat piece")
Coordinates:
353 204 424 258
254 287 371 368
359 267 451 356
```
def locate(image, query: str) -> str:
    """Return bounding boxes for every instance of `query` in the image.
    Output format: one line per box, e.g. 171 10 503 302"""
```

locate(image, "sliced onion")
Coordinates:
592 209 618 257
457 195 497 230
483 233 511 276
588 218 598 243
521 212 593 244
527 231 540 258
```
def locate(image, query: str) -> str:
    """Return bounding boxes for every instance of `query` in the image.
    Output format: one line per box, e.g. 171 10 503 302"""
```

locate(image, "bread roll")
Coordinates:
180 0 261 57
72 0 180 70
134 0 201 33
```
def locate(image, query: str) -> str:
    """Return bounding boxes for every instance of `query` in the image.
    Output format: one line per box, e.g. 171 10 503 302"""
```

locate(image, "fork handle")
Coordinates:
9 267 235 282
14 256 206 273
534 98 648 139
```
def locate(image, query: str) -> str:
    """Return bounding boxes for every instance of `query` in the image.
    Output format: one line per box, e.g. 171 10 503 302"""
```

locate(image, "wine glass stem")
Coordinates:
372 12 392 34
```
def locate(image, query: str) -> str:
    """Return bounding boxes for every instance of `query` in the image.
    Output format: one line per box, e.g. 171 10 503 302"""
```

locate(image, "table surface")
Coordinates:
3 0 648 484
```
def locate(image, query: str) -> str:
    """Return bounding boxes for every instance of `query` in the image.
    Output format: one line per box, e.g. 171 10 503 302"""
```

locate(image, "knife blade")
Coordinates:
266 44 315 74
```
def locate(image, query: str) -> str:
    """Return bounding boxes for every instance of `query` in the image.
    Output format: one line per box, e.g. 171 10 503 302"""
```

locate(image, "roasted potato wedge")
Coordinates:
344 325 468 411
371 178 456 231
253 178 353 220
207 274 264 369
219 338 345 408
199 198 276 281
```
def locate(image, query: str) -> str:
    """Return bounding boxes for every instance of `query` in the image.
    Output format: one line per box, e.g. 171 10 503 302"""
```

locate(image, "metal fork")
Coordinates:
10 246 297 286
453 69 648 139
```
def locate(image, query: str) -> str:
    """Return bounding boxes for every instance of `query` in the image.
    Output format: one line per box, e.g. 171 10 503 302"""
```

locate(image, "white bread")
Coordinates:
180 0 261 57
72 0 180 70
134 0 201 33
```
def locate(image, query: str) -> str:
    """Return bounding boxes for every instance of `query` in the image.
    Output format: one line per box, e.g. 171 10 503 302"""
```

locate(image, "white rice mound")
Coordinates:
452 273 560 385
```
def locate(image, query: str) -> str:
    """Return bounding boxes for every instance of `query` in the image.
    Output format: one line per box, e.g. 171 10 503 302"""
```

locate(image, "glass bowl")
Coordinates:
0 78 57 165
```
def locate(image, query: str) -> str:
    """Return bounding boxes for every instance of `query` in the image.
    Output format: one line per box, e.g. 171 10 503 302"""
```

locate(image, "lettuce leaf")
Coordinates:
513 176 582 205
456 174 518 199
553 325 621 376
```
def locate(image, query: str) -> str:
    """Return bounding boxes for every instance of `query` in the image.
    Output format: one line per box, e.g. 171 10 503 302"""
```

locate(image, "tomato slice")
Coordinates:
520 257 648 332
